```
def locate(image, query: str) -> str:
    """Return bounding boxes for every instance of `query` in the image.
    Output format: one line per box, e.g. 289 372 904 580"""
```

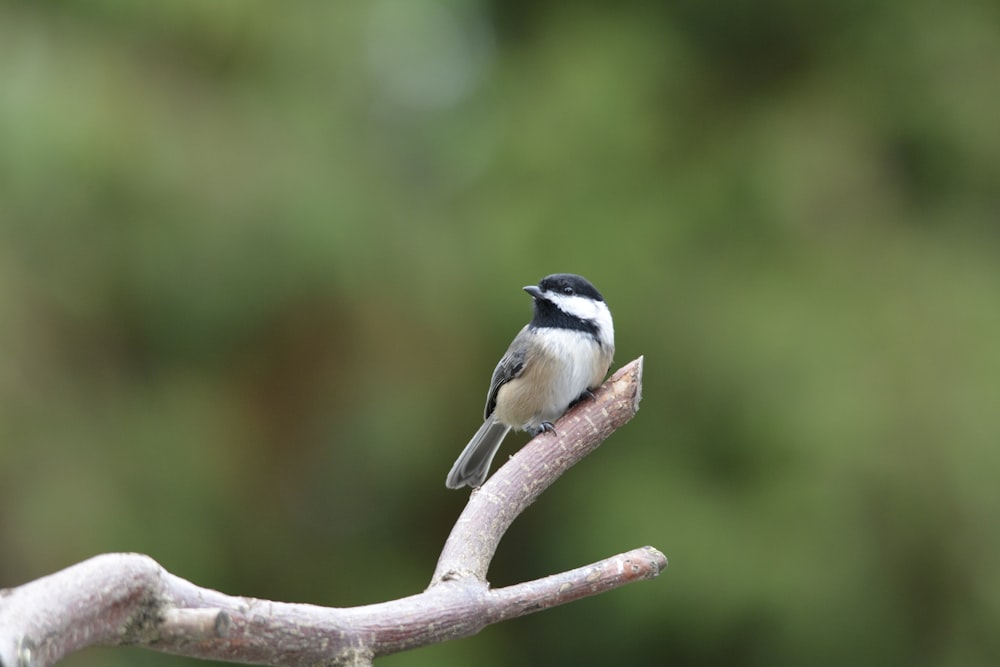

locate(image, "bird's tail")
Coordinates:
445 416 511 489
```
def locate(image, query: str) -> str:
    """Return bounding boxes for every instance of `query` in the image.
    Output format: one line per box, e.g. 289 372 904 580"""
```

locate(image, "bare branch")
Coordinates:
0 357 662 667
486 545 666 620
432 356 645 583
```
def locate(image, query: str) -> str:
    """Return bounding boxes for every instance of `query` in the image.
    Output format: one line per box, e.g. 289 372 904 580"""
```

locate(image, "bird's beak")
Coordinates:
523 285 543 299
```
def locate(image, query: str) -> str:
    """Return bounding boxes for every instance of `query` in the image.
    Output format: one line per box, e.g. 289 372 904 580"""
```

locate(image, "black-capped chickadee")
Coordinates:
445 273 615 489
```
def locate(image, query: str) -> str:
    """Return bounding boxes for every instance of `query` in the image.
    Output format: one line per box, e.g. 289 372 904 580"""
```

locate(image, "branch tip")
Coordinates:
631 355 644 411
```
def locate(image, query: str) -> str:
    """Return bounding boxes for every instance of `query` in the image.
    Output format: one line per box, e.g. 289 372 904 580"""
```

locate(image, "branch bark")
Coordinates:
0 357 663 667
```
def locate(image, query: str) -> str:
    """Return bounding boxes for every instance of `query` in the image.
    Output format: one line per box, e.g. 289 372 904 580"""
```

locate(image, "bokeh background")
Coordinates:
2 1 999 665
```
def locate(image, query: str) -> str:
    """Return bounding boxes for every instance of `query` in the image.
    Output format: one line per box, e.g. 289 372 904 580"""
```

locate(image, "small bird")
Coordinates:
445 273 615 489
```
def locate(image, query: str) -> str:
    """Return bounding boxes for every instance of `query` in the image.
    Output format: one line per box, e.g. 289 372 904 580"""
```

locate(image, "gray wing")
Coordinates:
484 325 529 420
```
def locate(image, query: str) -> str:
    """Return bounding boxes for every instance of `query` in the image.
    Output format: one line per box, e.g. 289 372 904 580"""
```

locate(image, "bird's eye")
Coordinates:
562 286 575 295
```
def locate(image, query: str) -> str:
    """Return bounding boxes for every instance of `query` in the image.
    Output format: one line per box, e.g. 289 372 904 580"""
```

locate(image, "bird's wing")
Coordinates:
483 325 530 420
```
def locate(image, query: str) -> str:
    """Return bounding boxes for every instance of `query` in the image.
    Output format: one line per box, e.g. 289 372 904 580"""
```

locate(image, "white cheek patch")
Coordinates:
547 293 600 320
546 293 615 348
593 302 614 348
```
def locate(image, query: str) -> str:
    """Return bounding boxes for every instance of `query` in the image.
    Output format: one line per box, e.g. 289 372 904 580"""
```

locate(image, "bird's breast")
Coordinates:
494 329 611 431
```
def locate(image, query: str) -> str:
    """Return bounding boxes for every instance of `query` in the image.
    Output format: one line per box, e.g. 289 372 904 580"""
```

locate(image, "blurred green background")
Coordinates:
2 1 999 665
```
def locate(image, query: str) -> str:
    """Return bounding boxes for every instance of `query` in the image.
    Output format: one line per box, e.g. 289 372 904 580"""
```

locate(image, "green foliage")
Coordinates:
2 1 999 665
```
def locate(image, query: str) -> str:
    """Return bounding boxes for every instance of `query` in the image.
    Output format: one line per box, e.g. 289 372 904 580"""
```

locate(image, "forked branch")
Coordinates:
0 357 663 667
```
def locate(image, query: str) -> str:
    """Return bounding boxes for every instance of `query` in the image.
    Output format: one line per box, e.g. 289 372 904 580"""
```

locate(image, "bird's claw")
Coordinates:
530 421 557 437
568 389 597 409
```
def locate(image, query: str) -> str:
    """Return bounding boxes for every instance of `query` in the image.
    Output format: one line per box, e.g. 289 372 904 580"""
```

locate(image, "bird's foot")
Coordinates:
530 421 557 437
568 388 597 408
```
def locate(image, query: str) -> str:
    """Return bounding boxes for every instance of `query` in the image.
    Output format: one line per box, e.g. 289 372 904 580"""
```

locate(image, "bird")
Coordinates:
445 273 615 489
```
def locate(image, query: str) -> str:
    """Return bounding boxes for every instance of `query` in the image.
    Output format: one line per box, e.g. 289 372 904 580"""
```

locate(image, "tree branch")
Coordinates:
432 355 646 583
0 357 663 667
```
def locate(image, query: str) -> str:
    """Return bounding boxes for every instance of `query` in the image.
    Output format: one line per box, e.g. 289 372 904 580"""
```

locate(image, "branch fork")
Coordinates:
0 357 663 667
